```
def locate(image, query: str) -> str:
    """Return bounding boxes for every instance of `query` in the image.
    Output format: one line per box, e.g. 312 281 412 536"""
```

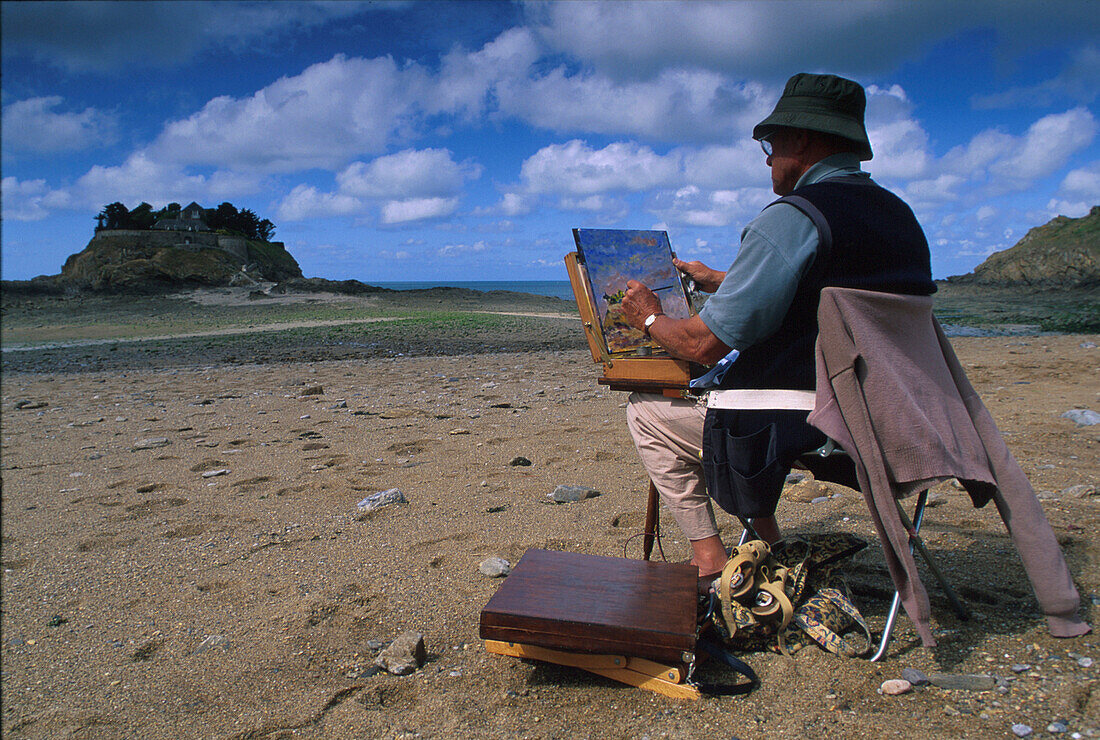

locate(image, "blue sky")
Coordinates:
3 1 1098 283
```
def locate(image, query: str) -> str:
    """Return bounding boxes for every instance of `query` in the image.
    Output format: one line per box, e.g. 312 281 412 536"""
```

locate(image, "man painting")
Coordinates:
620 73 936 582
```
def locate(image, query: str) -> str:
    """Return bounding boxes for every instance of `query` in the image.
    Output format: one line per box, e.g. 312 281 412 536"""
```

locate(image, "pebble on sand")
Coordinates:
479 557 512 577
880 679 913 695
374 631 426 676
356 488 407 515
549 485 599 503
1060 408 1100 426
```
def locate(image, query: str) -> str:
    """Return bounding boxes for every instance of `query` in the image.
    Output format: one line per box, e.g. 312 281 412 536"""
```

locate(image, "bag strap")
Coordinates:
693 638 760 696
792 588 873 657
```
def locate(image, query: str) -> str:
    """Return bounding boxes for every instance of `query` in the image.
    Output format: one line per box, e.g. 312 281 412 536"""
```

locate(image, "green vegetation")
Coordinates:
96 200 276 241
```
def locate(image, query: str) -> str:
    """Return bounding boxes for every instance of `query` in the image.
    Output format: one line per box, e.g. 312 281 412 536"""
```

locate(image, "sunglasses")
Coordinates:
760 135 774 157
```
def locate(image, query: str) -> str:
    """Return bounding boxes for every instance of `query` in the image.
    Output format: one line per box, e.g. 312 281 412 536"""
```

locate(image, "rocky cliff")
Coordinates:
950 206 1100 287
58 230 302 292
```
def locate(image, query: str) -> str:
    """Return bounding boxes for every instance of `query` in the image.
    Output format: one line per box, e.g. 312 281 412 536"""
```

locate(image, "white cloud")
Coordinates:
381 197 459 224
438 240 489 257
149 55 434 173
72 152 262 210
989 107 1098 184
336 149 478 199
1 177 71 221
497 66 767 143
2 97 118 154
433 28 540 119
277 185 361 221
520 140 681 195
1059 161 1100 200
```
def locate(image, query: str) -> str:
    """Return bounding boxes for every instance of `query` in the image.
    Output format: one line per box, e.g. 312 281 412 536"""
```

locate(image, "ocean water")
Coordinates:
370 280 575 301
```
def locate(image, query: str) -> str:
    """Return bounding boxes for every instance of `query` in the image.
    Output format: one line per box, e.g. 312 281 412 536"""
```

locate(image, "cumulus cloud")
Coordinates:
520 140 681 195
1059 161 1100 199
2 97 118 154
72 152 262 210
1 177 71 221
336 149 479 199
988 107 1098 184
382 197 459 224
497 66 769 143
277 185 362 222
149 55 436 173
438 240 489 257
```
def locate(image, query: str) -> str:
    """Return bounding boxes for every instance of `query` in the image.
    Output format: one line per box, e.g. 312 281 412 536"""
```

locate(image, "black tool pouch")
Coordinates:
702 408 787 519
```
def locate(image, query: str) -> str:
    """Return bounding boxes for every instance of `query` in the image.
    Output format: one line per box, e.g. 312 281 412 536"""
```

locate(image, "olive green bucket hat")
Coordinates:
753 73 873 160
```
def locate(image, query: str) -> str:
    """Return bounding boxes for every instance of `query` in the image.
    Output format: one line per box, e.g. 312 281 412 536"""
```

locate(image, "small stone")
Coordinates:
810 496 830 504
479 557 512 577
1011 663 1031 673
1081 341 1097 349
14 400 48 410
1049 722 1070 734
356 488 407 516
509 456 532 466
1012 724 1033 738
449 428 471 435
549 485 599 503
195 634 229 653
1077 657 1093 668
328 401 347 409
374 631 426 675
201 469 230 478
132 437 170 451
880 679 912 695
928 672 996 691
787 480 831 503
300 385 324 396
902 668 930 685
925 492 948 507
1062 484 1097 499
785 472 807 485
1061 409 1100 426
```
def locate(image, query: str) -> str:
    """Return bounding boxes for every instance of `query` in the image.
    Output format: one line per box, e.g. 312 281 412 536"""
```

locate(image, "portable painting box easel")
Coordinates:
479 549 701 699
564 247 693 397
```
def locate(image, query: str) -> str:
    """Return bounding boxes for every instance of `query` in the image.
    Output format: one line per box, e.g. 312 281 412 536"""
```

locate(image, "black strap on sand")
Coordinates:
693 638 760 696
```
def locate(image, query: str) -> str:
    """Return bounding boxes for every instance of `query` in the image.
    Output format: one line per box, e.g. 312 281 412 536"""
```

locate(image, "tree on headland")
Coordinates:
95 200 276 240
96 202 130 230
206 202 276 241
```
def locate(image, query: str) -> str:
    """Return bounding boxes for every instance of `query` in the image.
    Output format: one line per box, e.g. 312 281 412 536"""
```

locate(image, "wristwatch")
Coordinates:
643 313 660 336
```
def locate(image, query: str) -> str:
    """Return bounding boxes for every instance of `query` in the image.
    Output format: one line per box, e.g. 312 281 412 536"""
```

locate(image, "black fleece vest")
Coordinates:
716 174 935 391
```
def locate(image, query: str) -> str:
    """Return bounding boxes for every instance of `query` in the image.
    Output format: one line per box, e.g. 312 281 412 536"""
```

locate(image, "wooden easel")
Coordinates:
565 252 692 396
480 549 700 700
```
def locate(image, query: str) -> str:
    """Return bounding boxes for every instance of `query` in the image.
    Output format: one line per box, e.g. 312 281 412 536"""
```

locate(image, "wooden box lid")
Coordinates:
479 549 697 665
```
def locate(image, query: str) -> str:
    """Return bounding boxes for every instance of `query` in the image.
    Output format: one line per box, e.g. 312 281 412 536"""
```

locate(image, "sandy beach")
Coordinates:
2 289 1098 739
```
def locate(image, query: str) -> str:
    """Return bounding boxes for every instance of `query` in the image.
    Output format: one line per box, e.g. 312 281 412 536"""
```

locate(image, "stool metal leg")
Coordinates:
871 489 969 662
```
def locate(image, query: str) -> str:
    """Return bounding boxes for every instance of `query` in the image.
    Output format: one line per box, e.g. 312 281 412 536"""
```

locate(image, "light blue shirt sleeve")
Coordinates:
698 203 820 351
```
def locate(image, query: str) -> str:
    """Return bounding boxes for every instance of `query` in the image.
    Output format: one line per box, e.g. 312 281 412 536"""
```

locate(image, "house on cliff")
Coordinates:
152 201 209 232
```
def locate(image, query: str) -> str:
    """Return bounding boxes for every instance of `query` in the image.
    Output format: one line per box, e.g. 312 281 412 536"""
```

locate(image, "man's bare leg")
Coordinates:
690 534 730 577
749 516 781 545
692 516 782 578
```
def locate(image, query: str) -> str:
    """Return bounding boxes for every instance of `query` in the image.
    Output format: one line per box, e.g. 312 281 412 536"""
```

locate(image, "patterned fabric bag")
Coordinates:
701 532 870 657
